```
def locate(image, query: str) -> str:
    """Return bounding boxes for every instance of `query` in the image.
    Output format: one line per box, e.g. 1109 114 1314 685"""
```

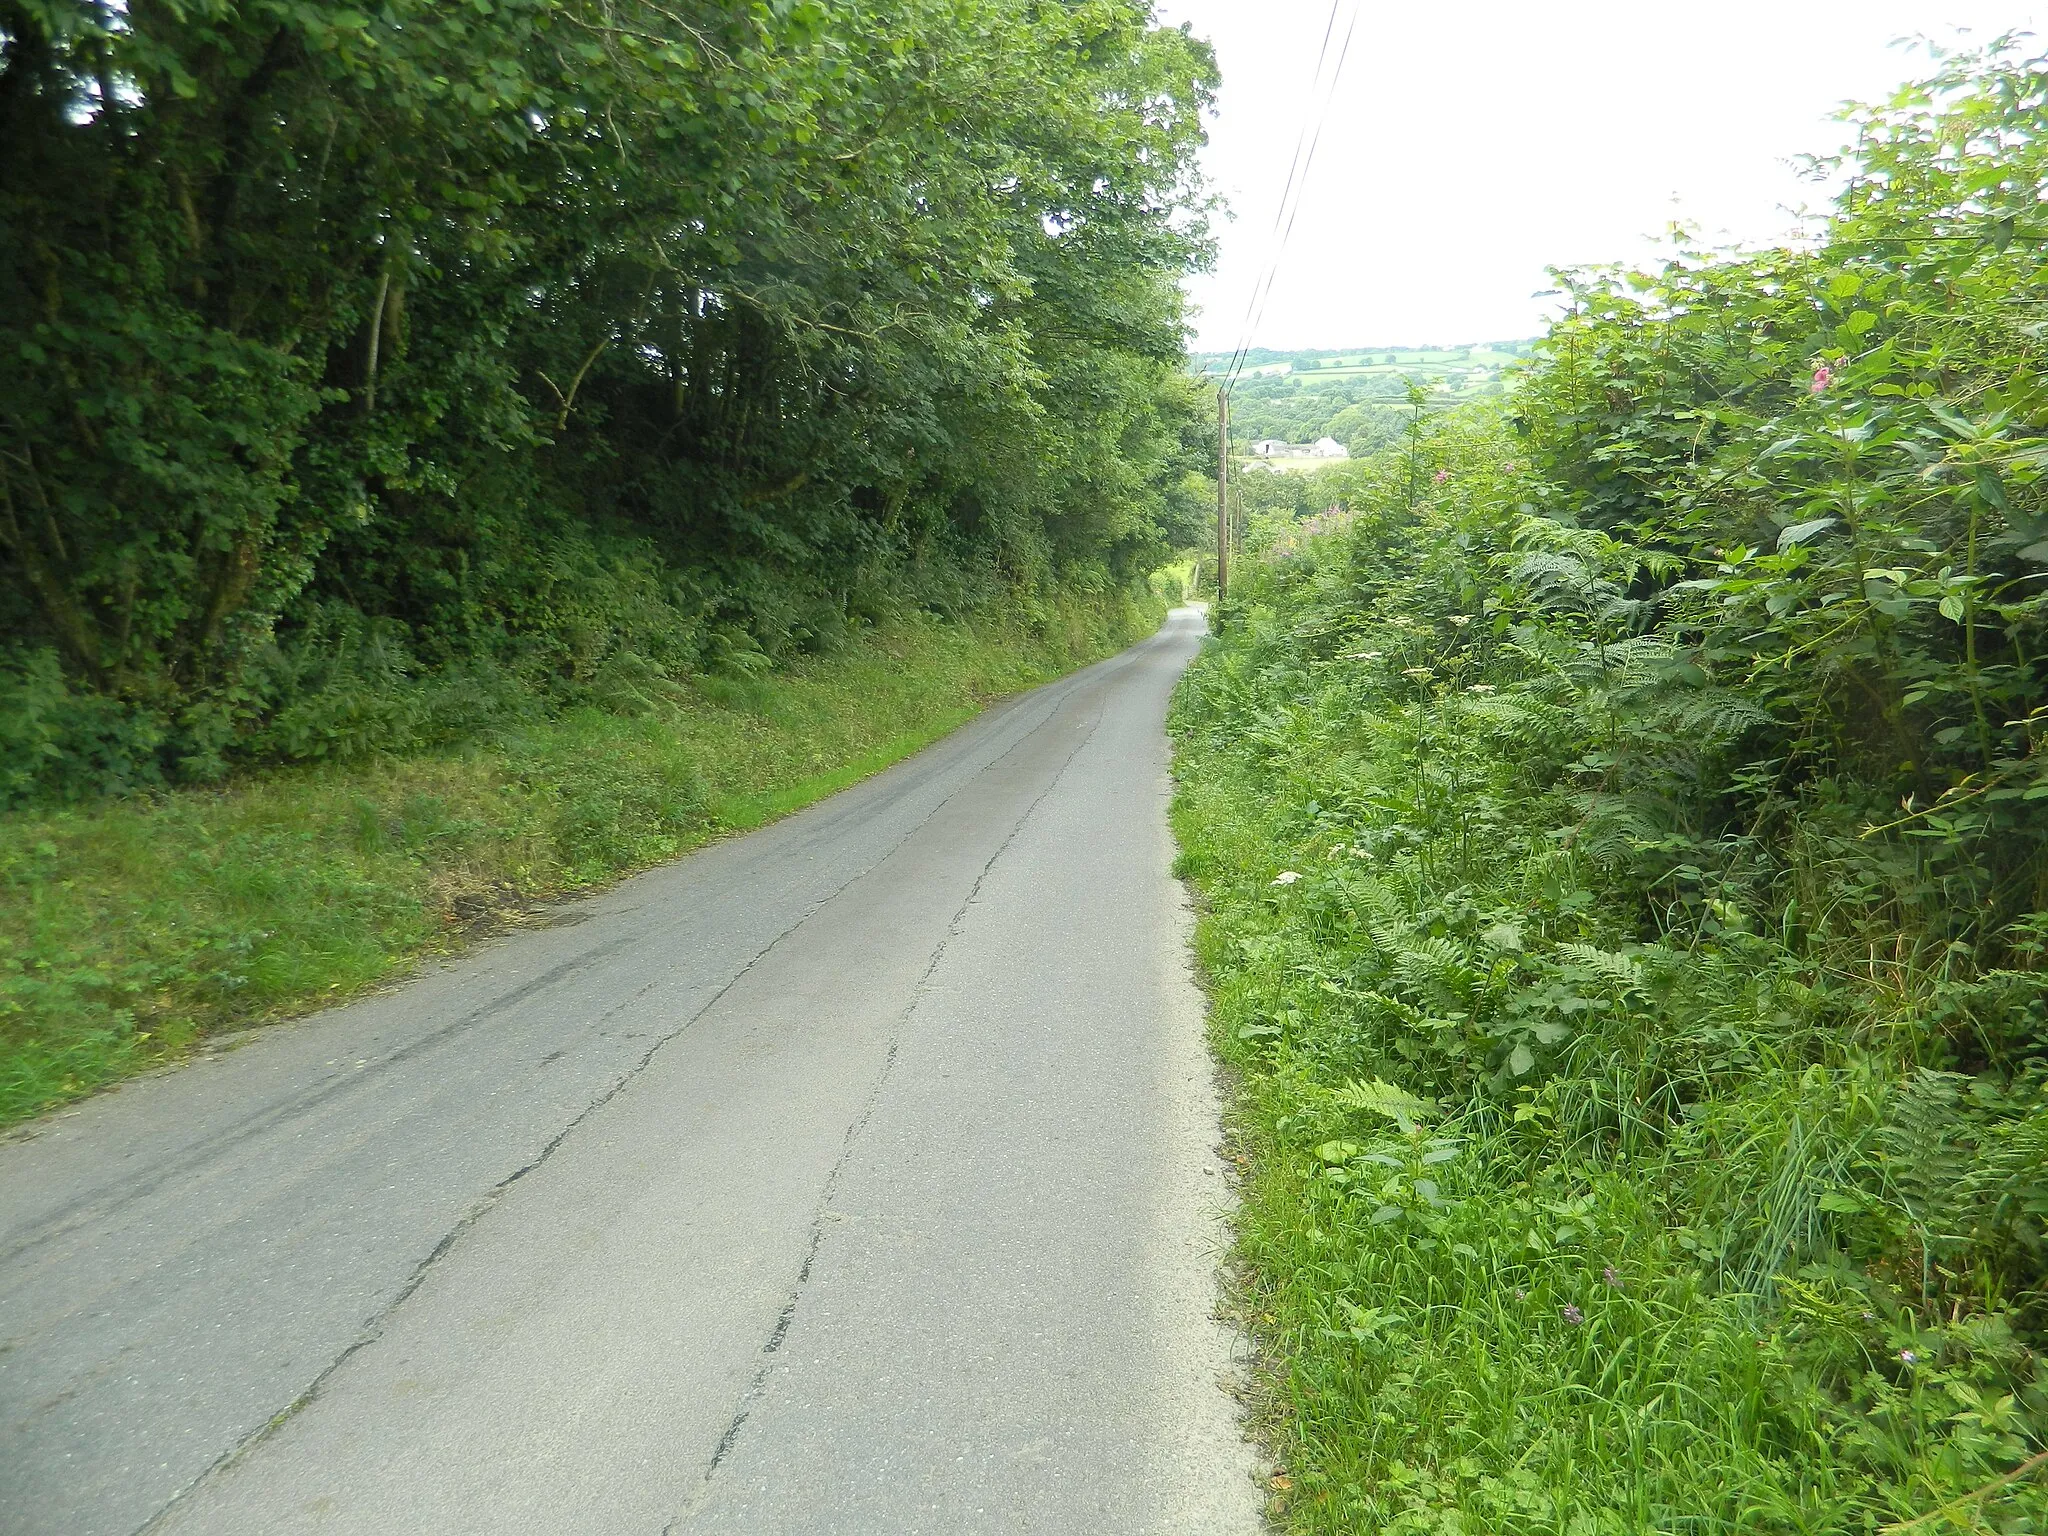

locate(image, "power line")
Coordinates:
1235 0 1359 388
1219 0 1362 401
1218 0 1344 392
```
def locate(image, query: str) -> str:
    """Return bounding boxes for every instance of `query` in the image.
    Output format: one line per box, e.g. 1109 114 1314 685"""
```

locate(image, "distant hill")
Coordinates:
1190 340 1538 458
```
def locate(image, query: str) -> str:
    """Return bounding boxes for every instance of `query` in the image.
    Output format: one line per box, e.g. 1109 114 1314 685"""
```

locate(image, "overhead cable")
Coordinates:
1217 0 1342 390
1219 0 1361 401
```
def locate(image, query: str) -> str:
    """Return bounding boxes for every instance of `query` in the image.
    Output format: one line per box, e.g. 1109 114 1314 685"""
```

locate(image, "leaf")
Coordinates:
1509 1044 1535 1076
1928 402 1977 438
1371 1204 1405 1225
1939 594 1966 622
1335 1077 1437 1134
1480 921 1524 953
1776 517 1837 549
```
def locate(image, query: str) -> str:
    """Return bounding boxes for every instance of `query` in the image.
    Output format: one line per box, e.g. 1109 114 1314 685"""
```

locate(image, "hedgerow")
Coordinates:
1176 41 2048 1533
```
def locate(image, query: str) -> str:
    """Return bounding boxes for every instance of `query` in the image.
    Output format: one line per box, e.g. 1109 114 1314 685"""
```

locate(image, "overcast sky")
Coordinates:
1154 1 2045 353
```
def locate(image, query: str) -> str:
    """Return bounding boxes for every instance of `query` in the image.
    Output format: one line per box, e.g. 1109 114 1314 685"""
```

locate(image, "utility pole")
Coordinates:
1216 389 1229 605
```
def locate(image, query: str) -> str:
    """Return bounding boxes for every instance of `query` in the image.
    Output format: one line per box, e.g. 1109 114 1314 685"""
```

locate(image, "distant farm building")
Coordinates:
1241 437 1351 471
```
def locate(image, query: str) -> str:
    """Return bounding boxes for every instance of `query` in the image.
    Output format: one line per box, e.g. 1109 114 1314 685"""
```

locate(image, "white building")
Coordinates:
1307 437 1349 459
1248 439 1291 457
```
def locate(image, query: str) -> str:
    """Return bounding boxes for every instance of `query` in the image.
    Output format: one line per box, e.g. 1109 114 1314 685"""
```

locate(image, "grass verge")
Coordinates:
2 591 1156 1126
1170 591 2048 1533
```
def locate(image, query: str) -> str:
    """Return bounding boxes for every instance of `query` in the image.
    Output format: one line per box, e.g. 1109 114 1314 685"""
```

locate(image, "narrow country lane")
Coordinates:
0 608 1262 1536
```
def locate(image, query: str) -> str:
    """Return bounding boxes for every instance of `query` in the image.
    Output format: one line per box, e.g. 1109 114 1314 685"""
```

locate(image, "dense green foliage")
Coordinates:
1174 43 2048 1533
0 0 1214 805
2 587 1154 1122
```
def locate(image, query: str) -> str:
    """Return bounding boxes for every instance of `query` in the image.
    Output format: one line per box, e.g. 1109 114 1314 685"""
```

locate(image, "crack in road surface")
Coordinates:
137 677 1121 1536
677 694 1112 1528
0 609 1263 1536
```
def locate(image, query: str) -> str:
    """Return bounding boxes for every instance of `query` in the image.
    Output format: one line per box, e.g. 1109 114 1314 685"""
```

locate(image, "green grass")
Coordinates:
1170 591 2048 1533
710 712 979 830
0 591 1157 1125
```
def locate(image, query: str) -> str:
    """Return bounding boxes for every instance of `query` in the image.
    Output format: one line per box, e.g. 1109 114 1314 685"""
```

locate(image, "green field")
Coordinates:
1191 340 1536 455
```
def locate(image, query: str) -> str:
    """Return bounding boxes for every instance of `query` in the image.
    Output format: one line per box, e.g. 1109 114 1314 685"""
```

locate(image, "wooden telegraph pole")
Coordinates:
1216 388 1230 605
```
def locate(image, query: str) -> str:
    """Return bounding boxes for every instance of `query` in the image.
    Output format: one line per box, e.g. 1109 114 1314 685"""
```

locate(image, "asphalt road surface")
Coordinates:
0 607 1262 1536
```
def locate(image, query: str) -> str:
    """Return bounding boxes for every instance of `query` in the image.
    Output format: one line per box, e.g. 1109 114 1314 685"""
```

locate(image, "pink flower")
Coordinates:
1432 469 1450 484
1810 364 1833 394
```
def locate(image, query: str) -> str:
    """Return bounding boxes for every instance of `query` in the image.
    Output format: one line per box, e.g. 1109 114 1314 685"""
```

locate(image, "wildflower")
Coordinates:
1466 683 1496 695
1271 871 1301 886
1447 614 1472 627
1400 666 1434 679
1433 469 1450 484
1899 1348 1918 1366
1560 1304 1584 1325
1810 363 1833 394
1514 1289 1527 1302
1603 1266 1622 1289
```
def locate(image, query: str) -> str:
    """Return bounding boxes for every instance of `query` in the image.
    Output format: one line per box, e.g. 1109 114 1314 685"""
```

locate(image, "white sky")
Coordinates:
1155 0 2045 352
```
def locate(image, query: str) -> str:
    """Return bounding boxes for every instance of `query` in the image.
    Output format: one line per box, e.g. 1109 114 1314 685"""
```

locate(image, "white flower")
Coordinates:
1271 870 1302 886
1466 683 1496 694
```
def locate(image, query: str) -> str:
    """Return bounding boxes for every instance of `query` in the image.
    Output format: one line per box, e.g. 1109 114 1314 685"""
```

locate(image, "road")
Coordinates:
0 607 1262 1536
